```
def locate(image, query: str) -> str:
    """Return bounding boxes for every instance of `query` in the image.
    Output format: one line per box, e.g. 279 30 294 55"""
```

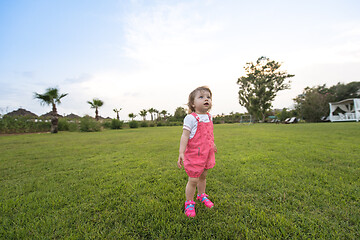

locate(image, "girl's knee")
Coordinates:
188 177 199 186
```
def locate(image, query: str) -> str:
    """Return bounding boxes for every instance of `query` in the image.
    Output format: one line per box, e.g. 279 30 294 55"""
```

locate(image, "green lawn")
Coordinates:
1 123 359 239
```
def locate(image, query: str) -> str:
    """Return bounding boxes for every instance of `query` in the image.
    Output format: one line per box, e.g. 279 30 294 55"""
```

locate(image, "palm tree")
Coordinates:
128 113 137 121
87 98 104 121
154 109 159 121
139 109 147 121
34 87 68 133
148 108 156 121
113 108 122 120
160 110 168 120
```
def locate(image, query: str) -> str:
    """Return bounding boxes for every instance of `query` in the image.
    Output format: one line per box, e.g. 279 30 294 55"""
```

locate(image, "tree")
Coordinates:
154 109 159 121
148 108 156 121
139 109 147 121
237 56 294 122
128 113 137 121
34 87 68 133
328 81 360 102
113 108 122 120
294 85 332 122
87 98 104 121
160 110 168 120
276 108 292 122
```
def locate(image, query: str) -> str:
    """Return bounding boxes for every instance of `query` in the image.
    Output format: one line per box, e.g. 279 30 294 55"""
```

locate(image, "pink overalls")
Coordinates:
184 112 216 178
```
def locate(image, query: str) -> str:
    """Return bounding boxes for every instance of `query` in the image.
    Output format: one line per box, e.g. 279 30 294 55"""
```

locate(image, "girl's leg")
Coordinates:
197 169 208 195
185 177 199 201
196 169 214 208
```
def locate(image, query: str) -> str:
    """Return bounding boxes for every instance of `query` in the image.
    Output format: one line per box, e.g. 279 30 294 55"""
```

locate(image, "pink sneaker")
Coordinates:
197 193 214 208
184 200 196 218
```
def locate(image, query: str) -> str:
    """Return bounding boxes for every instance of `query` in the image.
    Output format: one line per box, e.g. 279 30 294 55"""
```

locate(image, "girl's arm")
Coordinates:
177 129 190 168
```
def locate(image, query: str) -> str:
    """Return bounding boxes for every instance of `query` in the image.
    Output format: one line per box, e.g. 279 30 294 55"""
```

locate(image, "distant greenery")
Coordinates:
79 116 101 132
110 119 123 129
128 120 139 128
57 118 79 132
0 116 51 134
1 123 359 239
213 112 244 124
0 116 185 134
140 121 148 127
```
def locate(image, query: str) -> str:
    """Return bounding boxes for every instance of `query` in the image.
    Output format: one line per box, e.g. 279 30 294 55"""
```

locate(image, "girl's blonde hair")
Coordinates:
187 86 212 113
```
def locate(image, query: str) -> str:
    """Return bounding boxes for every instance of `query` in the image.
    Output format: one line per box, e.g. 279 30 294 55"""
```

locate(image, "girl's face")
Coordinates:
192 90 212 114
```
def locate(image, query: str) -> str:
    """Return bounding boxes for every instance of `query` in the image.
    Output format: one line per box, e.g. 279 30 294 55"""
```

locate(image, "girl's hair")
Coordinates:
187 86 212 113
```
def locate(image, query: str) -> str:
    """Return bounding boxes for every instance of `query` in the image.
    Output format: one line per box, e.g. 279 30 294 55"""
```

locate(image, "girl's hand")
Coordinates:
214 144 218 153
178 130 190 169
177 153 184 168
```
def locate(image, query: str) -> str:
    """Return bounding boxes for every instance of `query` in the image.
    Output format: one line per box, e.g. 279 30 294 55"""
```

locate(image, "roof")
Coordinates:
40 111 63 118
65 113 81 119
330 98 360 105
5 108 38 117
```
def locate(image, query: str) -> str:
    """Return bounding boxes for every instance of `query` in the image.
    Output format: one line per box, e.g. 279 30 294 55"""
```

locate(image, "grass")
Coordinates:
0 123 359 239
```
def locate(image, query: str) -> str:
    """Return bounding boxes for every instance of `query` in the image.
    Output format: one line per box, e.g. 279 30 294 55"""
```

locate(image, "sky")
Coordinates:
1 0 360 120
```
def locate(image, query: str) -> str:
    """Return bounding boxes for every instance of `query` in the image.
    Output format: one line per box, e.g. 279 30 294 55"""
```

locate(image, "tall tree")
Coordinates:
34 87 68 133
87 98 104 121
237 56 294 122
139 109 147 121
113 108 122 120
294 85 331 122
328 81 360 102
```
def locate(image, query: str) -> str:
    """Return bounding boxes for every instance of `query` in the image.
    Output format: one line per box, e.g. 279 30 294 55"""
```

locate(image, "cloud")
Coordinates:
123 92 140 97
64 73 92 84
123 2 221 70
21 71 35 78
11 70 35 79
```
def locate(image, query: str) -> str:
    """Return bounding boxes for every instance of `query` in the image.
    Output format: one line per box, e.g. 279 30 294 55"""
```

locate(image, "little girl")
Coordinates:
177 86 217 218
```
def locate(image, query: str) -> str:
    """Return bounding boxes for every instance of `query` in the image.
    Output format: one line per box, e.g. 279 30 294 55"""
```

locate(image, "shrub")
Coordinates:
34 120 51 132
58 118 70 131
68 122 79 132
111 119 123 129
58 119 80 132
129 121 139 128
167 121 182 126
79 116 101 132
0 116 51 134
102 120 112 129
149 122 156 127
156 122 164 127
140 121 148 127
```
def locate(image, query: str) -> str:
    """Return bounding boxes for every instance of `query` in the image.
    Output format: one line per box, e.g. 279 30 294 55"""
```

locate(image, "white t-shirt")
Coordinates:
183 113 212 139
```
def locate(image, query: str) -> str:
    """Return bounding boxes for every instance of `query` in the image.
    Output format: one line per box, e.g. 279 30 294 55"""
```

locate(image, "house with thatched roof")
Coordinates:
40 111 63 119
329 98 360 122
65 113 81 119
5 108 38 118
